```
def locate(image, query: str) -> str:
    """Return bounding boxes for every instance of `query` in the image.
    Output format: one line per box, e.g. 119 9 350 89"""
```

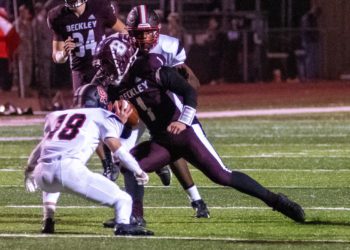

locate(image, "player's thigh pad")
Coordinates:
34 162 62 193
60 158 128 206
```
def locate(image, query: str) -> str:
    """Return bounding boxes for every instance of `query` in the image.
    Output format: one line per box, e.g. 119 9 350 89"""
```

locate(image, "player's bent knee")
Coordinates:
117 191 132 205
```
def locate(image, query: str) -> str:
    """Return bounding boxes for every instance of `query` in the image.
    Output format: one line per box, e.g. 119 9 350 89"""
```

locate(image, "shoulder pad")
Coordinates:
47 4 66 29
159 35 181 54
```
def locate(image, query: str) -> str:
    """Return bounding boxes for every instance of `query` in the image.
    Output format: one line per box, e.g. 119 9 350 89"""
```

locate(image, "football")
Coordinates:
115 100 139 127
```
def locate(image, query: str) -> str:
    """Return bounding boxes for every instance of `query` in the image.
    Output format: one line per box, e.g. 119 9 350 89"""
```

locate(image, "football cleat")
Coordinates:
155 166 171 186
191 199 210 218
103 215 147 228
273 193 305 223
41 218 55 234
130 215 147 227
103 217 116 228
114 223 154 236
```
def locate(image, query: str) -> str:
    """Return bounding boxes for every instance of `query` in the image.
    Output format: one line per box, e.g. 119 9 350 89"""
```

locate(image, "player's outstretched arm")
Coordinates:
104 137 149 185
24 141 42 192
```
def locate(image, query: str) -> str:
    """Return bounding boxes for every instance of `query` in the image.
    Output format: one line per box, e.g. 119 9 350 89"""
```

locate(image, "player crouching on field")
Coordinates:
24 84 153 236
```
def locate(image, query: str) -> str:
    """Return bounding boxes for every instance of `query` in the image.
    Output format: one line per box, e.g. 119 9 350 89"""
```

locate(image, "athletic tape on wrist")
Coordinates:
178 105 196 126
54 50 68 63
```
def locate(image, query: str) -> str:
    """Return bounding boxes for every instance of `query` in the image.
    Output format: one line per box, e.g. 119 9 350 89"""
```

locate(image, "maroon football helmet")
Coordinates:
93 33 138 85
126 5 160 52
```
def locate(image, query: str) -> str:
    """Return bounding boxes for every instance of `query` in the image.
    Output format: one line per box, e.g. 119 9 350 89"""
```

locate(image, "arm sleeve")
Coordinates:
158 67 197 109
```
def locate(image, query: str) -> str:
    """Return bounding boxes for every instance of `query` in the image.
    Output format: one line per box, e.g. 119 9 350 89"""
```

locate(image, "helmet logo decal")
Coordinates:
96 86 108 105
109 40 127 57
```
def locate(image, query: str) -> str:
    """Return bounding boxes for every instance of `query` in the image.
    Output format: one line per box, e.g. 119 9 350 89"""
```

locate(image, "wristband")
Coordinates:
178 105 196 126
113 146 142 175
54 50 68 63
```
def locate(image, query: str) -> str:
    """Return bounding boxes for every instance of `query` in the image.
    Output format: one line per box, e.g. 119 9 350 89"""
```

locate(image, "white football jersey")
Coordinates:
39 108 123 164
150 34 186 67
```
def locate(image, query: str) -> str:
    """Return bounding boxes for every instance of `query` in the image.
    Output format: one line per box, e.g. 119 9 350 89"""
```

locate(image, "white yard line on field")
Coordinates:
0 234 349 244
2 184 349 189
0 137 42 141
2 168 350 173
2 106 350 127
5 205 350 211
197 106 350 118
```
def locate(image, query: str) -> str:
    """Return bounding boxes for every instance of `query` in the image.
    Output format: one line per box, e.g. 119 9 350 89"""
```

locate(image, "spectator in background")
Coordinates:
301 6 322 80
166 13 186 46
220 18 242 83
13 4 33 97
32 2 54 110
251 16 267 82
204 17 225 85
0 7 20 91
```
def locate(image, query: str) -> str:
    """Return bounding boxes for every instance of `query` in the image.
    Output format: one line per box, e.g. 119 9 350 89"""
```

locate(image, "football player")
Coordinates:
102 5 209 228
48 0 126 91
47 0 123 203
24 83 153 236
95 34 306 225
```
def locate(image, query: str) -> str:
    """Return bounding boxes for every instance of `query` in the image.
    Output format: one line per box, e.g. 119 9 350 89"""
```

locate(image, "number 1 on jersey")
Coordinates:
135 97 156 121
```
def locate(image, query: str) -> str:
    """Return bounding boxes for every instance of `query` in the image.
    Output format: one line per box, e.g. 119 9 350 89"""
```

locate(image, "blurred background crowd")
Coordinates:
0 0 349 111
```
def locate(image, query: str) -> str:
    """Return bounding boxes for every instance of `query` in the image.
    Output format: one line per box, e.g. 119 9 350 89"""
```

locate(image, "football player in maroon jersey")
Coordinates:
48 0 125 178
48 0 126 91
95 34 306 227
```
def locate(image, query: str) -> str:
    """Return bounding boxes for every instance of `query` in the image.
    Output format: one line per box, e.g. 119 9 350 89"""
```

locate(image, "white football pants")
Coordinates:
33 158 131 224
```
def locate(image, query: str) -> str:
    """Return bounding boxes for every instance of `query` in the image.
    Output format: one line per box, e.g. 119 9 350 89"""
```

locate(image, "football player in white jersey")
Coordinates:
103 5 208 228
24 84 153 236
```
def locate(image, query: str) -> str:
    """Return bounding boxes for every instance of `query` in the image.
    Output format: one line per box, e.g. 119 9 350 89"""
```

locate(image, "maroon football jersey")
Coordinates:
108 53 198 136
47 0 117 71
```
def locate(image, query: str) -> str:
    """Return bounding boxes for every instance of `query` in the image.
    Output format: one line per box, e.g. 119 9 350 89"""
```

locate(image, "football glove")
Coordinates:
134 171 149 185
24 169 38 192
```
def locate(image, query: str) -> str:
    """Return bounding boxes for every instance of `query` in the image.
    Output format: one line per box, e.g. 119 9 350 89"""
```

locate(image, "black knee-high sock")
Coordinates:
123 170 145 217
231 171 278 207
103 144 112 162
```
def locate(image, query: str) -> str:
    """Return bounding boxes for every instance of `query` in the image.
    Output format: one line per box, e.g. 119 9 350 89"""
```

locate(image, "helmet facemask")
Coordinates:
128 28 159 52
65 0 87 9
